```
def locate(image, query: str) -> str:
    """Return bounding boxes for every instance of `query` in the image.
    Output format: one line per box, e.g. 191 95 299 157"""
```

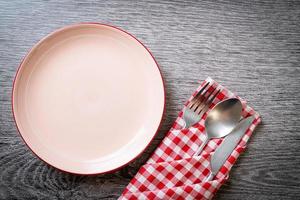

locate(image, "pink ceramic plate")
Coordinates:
12 23 165 174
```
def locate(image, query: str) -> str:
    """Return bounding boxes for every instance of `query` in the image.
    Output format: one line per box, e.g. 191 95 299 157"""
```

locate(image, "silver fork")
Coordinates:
182 82 221 128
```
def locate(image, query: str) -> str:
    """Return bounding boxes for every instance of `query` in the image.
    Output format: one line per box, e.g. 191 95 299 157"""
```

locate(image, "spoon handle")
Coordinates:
204 172 215 182
194 135 209 156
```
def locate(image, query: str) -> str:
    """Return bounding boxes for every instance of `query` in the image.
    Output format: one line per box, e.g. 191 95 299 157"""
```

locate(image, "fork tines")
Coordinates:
188 82 221 115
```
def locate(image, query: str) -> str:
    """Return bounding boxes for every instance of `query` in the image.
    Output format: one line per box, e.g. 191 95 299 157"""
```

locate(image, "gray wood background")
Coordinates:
0 0 299 199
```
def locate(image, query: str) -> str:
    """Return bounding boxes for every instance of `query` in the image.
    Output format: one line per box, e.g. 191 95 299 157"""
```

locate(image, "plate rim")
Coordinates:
11 22 166 175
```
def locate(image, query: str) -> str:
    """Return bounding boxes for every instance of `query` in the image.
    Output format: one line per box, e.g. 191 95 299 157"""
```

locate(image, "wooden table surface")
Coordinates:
0 0 299 199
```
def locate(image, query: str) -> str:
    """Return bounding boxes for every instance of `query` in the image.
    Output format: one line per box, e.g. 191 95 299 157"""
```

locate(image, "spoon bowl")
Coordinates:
205 98 242 138
194 98 242 156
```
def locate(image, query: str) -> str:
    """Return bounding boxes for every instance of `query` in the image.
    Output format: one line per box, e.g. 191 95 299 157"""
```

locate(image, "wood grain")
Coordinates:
0 0 299 199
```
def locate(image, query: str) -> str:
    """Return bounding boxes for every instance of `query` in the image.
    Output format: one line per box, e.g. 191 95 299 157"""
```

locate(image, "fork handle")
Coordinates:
194 135 209 156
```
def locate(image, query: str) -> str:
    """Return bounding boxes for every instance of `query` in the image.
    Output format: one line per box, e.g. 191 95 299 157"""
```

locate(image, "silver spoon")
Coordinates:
194 98 242 156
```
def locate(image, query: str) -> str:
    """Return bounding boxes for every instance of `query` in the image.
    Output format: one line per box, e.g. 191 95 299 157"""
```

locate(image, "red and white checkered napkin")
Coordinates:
119 77 261 200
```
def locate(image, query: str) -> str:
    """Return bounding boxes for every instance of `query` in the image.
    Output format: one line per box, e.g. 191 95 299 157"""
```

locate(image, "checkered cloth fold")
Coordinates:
119 77 261 200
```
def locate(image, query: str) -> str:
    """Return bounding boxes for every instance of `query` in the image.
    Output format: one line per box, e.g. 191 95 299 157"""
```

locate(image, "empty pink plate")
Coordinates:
12 23 165 174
